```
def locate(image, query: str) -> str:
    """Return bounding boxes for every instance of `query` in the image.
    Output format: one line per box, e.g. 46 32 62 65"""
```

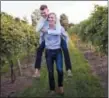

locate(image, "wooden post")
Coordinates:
17 59 22 76
10 60 16 83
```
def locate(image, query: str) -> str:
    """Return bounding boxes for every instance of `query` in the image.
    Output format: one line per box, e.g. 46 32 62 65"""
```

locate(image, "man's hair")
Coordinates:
40 5 48 10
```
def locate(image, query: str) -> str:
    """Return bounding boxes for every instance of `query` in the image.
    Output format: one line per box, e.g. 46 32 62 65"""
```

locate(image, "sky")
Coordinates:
1 1 107 24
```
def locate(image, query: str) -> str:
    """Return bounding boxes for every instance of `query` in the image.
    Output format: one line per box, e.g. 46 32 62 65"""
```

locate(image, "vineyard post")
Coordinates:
17 59 22 76
27 35 29 67
10 60 16 83
9 38 16 83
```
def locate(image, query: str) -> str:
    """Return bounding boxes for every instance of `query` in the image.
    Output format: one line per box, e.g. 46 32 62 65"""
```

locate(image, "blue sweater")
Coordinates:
43 26 68 49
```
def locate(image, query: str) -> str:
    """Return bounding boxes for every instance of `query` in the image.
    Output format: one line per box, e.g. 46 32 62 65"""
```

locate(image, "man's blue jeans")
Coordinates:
61 39 72 70
34 38 72 71
45 49 63 90
34 41 45 69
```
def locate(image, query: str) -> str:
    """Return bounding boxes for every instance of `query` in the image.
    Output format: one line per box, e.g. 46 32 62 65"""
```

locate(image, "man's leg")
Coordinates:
56 49 64 94
33 41 45 77
61 38 72 76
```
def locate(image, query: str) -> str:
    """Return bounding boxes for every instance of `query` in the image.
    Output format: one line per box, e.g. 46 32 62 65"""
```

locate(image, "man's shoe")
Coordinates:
48 91 56 96
67 70 72 77
32 71 40 78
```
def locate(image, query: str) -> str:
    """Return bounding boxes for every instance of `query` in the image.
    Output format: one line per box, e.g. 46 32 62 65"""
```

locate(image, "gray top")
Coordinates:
43 26 69 49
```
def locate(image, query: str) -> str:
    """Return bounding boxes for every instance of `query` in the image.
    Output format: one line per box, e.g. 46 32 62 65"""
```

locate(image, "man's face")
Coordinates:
40 8 49 18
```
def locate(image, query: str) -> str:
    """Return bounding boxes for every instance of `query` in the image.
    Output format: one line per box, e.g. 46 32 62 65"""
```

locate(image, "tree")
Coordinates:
31 9 41 27
70 5 108 54
69 23 74 28
15 17 20 22
23 16 28 24
60 14 69 31
1 12 38 74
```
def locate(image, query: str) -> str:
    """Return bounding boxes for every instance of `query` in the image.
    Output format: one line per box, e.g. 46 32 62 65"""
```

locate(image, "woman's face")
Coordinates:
48 14 56 25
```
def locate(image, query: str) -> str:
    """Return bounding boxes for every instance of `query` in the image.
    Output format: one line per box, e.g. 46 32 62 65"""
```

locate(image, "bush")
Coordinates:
0 12 39 71
69 5 108 54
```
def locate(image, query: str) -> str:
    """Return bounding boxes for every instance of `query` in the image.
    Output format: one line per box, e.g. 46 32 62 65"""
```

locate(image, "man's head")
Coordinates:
40 5 49 18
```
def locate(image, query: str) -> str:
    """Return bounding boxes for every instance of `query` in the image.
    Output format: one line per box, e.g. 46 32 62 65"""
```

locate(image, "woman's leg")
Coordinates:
55 49 64 94
45 50 55 91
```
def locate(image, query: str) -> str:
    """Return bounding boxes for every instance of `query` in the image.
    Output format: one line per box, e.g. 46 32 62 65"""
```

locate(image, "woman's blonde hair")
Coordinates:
47 12 57 22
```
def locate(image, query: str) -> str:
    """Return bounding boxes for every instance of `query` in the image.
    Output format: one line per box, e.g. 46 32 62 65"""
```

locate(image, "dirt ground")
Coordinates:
76 41 108 97
0 43 108 97
1 55 35 97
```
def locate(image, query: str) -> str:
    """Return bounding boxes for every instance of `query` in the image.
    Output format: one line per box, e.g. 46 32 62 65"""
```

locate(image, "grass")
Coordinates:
16 38 104 97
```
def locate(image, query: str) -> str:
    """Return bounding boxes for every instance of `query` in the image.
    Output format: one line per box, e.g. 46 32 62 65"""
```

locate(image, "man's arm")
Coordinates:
61 26 69 44
36 18 45 33
47 29 61 35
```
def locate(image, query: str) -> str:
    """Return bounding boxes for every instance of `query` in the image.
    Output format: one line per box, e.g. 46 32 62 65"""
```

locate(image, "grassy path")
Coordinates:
16 39 104 97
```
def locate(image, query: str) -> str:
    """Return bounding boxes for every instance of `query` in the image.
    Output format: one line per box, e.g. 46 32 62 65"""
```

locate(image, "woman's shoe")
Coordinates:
56 87 64 95
47 90 56 96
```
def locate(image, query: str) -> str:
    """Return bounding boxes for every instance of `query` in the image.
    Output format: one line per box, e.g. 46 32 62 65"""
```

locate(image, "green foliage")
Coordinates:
69 24 78 34
0 12 39 70
31 9 41 27
60 14 69 31
70 5 108 54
